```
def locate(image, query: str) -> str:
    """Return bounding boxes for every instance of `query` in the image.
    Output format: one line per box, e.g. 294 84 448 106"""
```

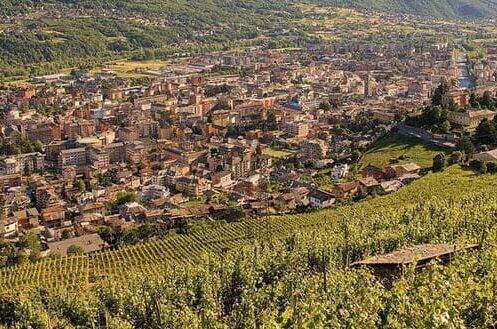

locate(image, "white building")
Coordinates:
330 164 349 180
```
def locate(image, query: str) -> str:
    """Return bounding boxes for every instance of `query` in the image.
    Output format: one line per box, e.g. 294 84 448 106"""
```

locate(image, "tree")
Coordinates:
456 136 475 156
478 161 488 174
351 150 362 163
108 192 140 213
475 119 497 146
432 153 446 172
480 91 494 109
319 101 332 111
61 229 73 240
76 179 86 193
448 100 458 112
469 92 479 108
17 232 41 262
441 120 451 134
67 245 84 256
33 140 43 153
448 151 463 165
431 79 449 106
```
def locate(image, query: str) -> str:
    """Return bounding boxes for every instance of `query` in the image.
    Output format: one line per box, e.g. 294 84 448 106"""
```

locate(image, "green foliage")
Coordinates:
456 135 475 156
107 191 140 213
0 137 43 156
360 132 448 169
405 105 450 133
475 118 497 146
0 0 300 78
432 153 446 172
448 151 463 165
478 160 488 174
75 179 86 193
319 101 332 111
0 232 41 268
322 0 497 19
431 79 450 106
99 223 171 247
66 245 84 256
97 169 119 187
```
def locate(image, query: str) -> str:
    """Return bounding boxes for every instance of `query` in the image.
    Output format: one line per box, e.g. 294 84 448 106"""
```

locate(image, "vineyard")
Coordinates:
1 166 497 327
0 165 490 290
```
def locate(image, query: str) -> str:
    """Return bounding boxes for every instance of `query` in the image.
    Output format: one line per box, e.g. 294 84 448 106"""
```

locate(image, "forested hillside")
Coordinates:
0 0 302 78
321 0 497 18
1 0 496 79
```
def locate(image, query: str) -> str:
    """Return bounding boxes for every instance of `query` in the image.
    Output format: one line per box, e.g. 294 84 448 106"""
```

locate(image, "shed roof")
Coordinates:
351 244 479 267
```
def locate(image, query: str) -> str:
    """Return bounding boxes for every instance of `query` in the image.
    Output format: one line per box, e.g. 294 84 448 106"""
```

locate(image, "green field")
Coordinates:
360 133 449 169
92 59 169 78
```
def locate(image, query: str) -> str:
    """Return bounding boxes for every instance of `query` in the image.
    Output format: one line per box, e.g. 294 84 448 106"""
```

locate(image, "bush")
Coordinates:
486 162 497 173
67 245 84 256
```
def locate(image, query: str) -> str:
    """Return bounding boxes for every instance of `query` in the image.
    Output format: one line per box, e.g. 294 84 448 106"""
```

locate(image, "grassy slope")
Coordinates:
360 133 448 169
1 165 494 291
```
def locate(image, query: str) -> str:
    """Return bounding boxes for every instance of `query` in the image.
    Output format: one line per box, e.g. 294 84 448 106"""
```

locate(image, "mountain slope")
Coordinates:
319 0 497 18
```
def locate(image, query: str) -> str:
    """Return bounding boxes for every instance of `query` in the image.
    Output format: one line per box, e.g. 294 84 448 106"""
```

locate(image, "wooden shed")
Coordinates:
351 243 480 278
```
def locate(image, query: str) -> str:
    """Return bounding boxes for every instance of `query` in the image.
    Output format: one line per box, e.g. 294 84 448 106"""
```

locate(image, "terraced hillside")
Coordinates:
1 166 495 291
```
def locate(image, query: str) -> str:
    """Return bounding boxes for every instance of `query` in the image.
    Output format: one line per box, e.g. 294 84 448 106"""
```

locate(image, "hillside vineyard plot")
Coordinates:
1 166 496 291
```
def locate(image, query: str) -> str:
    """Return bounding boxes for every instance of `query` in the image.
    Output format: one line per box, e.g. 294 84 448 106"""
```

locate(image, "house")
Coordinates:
212 171 233 188
358 177 380 194
309 189 335 209
41 205 66 228
12 208 40 229
175 176 211 197
333 181 359 199
299 139 328 160
447 110 495 129
330 164 349 180
385 163 421 179
119 202 147 221
140 185 170 201
377 180 403 195
361 165 385 180
473 148 497 163
79 202 106 216
0 219 19 239
442 89 469 107
398 174 421 185
47 233 107 256
292 187 310 206
273 193 297 212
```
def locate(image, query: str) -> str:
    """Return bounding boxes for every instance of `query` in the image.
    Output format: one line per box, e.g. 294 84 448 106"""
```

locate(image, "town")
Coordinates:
1 36 497 263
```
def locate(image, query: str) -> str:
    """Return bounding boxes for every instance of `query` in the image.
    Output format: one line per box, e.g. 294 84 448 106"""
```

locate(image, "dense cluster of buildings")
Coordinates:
0 42 492 255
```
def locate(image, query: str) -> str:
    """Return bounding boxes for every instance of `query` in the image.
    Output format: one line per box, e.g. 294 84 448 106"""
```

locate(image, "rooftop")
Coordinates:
352 243 479 267
48 233 107 256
